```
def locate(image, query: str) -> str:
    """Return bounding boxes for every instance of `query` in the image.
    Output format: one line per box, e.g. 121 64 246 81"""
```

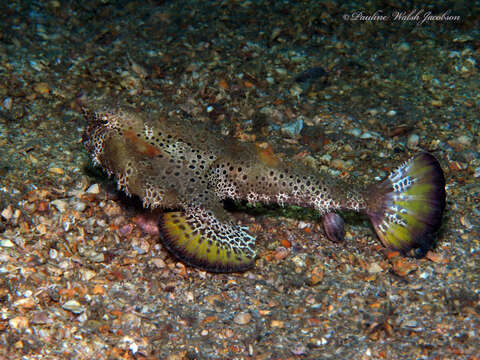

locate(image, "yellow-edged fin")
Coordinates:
159 209 256 273
366 152 446 252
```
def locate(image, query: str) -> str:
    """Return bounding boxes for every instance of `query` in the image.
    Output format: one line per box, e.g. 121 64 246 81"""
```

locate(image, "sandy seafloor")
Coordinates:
0 1 479 359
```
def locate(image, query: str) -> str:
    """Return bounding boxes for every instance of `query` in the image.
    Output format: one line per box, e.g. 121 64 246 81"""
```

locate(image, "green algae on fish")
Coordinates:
83 108 446 273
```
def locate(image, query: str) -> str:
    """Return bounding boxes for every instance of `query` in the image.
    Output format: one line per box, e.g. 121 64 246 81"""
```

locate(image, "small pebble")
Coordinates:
130 60 148 78
31 311 52 325
89 252 105 263
63 221 72 232
289 84 303 97
397 42 410 52
81 269 97 281
274 67 287 76
347 128 362 137
291 345 307 355
344 144 353 152
274 247 290 260
448 51 461 58
118 223 134 236
331 159 351 170
62 300 85 314
368 262 383 274
234 312 251 325
460 216 473 230
51 199 68 213
2 97 12 110
86 184 100 194
132 239 150 254
360 132 373 139
271 320 285 328
407 133 420 149
73 201 86 212
401 320 418 328
270 27 282 40
392 258 417 277
297 221 309 229
0 239 15 248
449 161 467 171
37 201 49 212
419 272 430 279
151 258 166 269
459 150 478 163
453 34 474 42
456 135 472 146
319 154 332 162
1 206 13 220
48 167 64 175
291 255 306 268
280 118 303 137
474 167 480 178
129 342 139 355
33 82 50 95
9 316 29 330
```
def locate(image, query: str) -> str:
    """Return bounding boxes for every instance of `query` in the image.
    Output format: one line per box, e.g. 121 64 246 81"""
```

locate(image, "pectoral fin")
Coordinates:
159 205 256 273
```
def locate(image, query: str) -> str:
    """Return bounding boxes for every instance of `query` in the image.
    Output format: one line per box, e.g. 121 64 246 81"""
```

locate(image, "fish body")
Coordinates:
83 108 445 273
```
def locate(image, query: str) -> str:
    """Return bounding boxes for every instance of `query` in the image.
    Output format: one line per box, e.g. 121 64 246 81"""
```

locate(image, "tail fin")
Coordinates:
366 153 446 252
159 208 256 273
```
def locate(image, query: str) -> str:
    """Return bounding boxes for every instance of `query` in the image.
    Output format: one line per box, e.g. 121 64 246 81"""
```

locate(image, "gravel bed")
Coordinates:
0 1 479 359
